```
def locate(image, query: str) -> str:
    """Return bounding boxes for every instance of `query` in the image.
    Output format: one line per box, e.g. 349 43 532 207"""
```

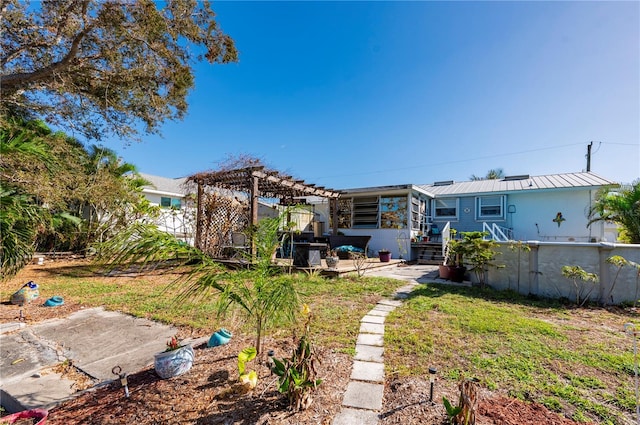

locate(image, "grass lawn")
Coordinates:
0 260 405 355
3 260 638 424
384 283 638 425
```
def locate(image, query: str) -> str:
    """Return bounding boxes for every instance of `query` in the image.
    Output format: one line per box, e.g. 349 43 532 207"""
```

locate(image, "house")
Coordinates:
140 171 618 262
139 173 193 244
309 172 618 260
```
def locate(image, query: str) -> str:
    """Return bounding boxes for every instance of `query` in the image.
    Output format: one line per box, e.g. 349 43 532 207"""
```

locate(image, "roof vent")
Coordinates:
503 175 530 181
433 180 454 186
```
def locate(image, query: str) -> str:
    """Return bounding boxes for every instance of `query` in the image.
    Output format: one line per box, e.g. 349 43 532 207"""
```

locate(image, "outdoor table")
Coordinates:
293 242 326 267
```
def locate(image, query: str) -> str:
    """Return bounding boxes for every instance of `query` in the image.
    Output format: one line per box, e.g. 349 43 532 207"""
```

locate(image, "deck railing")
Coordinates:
482 222 512 242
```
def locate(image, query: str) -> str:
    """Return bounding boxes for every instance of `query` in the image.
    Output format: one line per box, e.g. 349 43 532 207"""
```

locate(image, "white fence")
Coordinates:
483 242 640 305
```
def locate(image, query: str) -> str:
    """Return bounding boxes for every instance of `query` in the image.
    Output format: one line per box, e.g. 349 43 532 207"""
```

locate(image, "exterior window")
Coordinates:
477 196 504 219
411 196 428 231
380 196 407 229
160 197 182 209
353 196 379 228
434 198 457 219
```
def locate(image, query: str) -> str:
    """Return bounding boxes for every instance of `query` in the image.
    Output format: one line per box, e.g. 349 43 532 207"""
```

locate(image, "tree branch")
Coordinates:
0 2 93 91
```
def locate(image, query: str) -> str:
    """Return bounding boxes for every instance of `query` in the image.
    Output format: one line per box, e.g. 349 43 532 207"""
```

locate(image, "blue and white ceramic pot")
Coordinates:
154 345 194 379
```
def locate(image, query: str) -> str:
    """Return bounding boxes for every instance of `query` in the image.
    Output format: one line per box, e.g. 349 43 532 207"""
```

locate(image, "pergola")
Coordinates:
187 166 341 255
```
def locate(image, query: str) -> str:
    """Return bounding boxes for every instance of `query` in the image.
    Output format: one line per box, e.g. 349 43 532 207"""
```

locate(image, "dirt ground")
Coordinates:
1 259 593 424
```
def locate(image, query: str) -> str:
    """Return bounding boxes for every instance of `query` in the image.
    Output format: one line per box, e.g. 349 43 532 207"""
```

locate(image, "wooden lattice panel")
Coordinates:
197 191 248 258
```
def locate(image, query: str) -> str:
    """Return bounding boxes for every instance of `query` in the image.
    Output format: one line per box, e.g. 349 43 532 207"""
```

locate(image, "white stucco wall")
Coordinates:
508 189 604 242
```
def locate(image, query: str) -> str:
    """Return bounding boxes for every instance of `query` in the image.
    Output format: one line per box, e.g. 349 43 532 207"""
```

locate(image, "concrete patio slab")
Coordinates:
0 307 181 412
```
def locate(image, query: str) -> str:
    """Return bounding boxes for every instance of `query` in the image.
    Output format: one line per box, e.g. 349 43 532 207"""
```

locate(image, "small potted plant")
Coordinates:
439 231 466 282
325 249 340 269
378 249 391 262
154 335 195 379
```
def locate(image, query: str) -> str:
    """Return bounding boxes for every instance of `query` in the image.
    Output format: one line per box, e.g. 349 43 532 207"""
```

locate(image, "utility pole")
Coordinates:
586 141 593 172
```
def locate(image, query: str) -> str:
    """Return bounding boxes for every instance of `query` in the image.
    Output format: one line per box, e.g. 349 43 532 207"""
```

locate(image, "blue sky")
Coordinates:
110 1 639 189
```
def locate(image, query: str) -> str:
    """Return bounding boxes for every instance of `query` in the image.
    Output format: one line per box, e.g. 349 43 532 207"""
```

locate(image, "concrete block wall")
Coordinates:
486 242 640 305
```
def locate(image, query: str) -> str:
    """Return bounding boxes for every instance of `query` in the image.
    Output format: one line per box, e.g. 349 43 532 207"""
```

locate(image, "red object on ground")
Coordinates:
1 408 48 424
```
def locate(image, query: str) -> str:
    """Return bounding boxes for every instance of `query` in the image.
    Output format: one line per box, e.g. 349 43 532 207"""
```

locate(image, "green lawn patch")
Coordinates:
384 283 635 425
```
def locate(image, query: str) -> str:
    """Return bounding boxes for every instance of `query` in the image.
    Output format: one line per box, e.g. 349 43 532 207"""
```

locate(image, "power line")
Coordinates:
313 142 588 180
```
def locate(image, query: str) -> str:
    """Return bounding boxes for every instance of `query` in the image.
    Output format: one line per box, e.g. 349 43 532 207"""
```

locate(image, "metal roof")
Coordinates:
417 172 617 197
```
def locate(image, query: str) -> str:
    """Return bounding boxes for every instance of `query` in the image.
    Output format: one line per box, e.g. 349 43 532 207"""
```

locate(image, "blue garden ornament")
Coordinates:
10 281 39 305
208 328 233 347
44 296 64 307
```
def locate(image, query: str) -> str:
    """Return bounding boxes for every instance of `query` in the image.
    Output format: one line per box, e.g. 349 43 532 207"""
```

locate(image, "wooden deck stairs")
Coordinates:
412 242 444 265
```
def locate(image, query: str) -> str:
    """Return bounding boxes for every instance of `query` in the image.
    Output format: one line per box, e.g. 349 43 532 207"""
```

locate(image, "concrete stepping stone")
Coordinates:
354 344 384 363
332 407 379 425
372 304 396 312
342 381 384 410
367 309 390 317
361 315 385 325
377 299 402 307
356 333 384 347
351 360 385 382
359 322 384 334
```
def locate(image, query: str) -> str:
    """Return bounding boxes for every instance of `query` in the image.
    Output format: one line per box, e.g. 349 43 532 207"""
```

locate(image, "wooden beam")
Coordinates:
195 181 203 250
250 174 259 256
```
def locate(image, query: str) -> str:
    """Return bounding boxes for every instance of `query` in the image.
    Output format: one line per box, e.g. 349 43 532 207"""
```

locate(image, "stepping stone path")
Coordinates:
332 282 418 425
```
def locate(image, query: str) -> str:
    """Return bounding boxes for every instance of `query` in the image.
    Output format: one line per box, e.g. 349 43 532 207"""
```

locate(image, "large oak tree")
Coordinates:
0 0 238 141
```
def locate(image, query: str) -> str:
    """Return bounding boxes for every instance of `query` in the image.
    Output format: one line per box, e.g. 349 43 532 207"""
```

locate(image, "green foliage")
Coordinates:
237 347 257 375
271 305 322 411
96 222 204 268
588 180 640 244
561 265 598 306
1 0 238 141
1 116 154 276
604 255 630 305
443 396 462 423
458 231 501 287
98 208 302 355
0 186 45 278
470 168 505 181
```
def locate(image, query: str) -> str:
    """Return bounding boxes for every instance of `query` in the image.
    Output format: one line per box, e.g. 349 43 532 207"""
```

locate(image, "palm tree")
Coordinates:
588 180 640 244
97 208 301 354
470 168 505 181
0 116 55 278
0 186 47 278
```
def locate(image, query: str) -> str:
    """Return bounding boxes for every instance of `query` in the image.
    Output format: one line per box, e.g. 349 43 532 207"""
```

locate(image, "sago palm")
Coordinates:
588 180 640 243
